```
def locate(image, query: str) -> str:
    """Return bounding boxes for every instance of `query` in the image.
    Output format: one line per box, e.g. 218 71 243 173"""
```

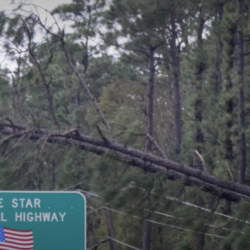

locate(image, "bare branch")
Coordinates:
35 15 112 139
194 150 206 171
146 133 167 158
0 135 26 158
60 39 112 139
37 134 51 158
0 130 29 146
22 19 60 129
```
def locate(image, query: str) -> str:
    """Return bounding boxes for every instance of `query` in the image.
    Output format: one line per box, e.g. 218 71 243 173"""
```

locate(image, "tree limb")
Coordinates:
22 19 60 129
1 123 250 202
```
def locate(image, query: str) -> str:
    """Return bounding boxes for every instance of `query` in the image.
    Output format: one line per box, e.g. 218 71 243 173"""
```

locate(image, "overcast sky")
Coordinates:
0 0 73 12
0 0 74 69
0 0 75 34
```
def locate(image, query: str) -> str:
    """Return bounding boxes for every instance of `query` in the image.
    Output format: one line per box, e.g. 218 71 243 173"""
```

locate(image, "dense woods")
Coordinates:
1 0 250 249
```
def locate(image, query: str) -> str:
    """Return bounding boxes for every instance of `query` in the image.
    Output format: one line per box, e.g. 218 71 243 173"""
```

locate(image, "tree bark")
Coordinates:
104 207 117 250
194 11 206 249
143 45 155 250
146 46 155 152
215 3 224 93
142 218 151 250
194 233 205 250
2 124 250 202
219 5 234 250
194 9 205 171
170 9 182 161
23 20 60 129
222 200 232 250
51 161 56 190
237 0 246 184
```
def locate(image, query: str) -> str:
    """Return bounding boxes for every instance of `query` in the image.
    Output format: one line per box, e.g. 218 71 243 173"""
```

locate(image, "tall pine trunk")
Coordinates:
145 46 155 152
142 45 155 250
215 3 224 93
170 9 182 161
51 161 56 190
194 8 206 250
104 207 117 250
237 0 246 184
194 10 205 167
220 4 236 249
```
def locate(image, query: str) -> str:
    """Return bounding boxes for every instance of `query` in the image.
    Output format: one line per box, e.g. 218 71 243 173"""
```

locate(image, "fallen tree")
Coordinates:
1 123 250 203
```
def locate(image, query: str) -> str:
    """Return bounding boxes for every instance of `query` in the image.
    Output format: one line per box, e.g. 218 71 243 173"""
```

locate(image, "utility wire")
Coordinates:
105 207 226 239
107 237 141 250
63 187 247 236
87 206 104 215
79 188 244 234
136 186 250 224
165 195 250 224
60 187 247 248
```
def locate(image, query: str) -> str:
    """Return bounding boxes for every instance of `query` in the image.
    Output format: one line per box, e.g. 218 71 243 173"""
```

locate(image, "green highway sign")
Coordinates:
0 191 86 250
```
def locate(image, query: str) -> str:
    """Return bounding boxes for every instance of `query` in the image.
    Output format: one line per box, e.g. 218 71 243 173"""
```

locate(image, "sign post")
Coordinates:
0 191 86 250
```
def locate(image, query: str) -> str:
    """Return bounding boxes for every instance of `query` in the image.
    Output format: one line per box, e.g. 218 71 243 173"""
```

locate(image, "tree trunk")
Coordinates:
221 2 236 174
51 161 56 190
142 218 151 250
237 0 246 184
194 10 205 171
104 207 117 250
3 123 250 202
146 46 155 152
222 200 232 250
194 9 206 250
221 6 234 249
215 3 224 93
170 8 182 161
143 45 155 250
194 233 205 250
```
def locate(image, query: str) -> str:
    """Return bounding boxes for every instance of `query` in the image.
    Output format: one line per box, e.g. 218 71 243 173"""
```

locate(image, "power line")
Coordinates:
104 207 226 239
72 189 247 247
107 237 141 250
79 188 245 233
165 195 250 224
136 186 250 224
87 206 104 214
80 189 101 198
66 188 246 238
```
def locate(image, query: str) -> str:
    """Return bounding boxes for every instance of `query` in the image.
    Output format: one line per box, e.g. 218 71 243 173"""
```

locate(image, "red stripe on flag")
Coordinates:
0 227 33 250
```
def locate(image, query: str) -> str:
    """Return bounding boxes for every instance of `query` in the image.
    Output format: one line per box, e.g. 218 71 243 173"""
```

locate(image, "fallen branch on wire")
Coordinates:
1 123 250 202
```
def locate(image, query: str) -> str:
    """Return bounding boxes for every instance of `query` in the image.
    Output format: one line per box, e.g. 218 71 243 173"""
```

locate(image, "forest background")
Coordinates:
0 0 250 249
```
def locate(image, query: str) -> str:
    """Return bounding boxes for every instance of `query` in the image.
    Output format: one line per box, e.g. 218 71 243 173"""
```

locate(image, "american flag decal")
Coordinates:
0 227 33 250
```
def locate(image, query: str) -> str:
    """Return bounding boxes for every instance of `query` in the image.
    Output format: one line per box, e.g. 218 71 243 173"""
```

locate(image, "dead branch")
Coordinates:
194 150 206 171
60 39 112 139
146 133 167 158
1 123 250 202
0 130 29 146
34 15 112 139
22 18 60 129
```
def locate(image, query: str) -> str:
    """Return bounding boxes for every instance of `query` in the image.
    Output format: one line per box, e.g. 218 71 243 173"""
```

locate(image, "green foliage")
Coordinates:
2 0 250 249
